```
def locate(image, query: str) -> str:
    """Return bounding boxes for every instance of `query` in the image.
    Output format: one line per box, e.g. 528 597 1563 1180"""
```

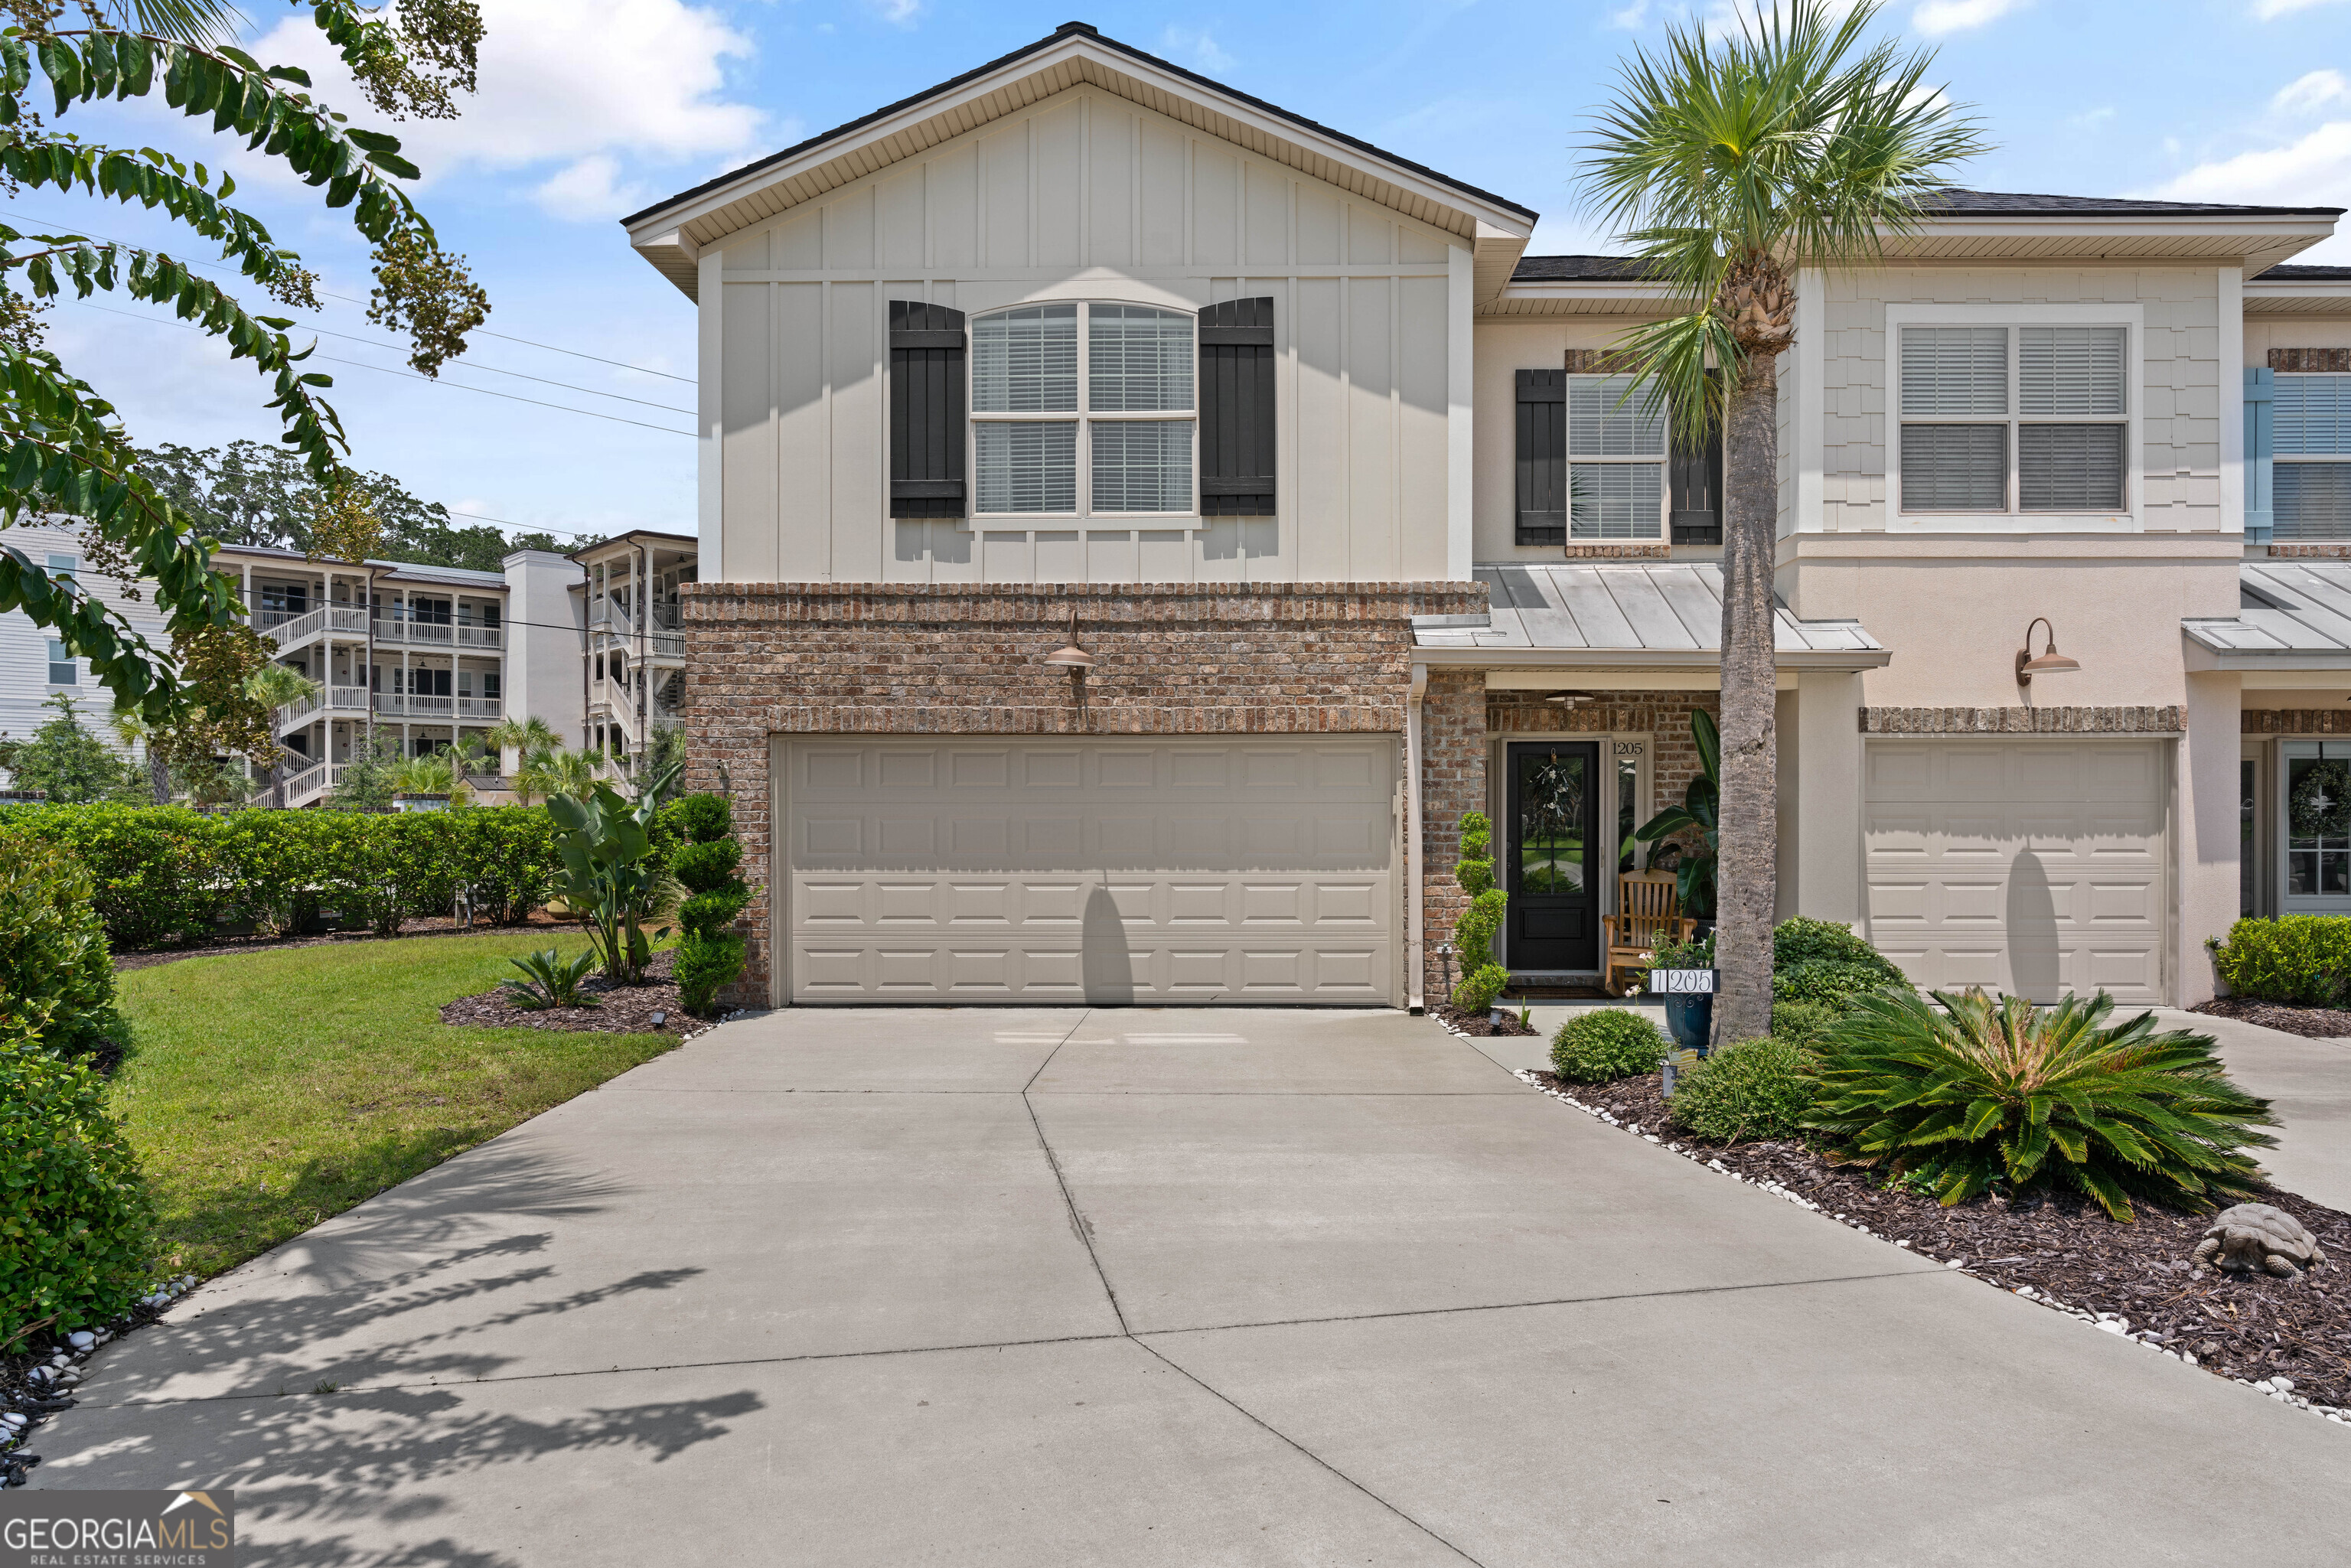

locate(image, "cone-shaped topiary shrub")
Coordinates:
669 803 752 1016
1550 1009 1671 1083
1805 988 2278 1221
1452 811 1509 1012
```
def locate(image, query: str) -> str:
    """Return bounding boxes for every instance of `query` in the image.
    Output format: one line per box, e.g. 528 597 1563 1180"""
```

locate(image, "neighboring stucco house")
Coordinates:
622 21 2351 1012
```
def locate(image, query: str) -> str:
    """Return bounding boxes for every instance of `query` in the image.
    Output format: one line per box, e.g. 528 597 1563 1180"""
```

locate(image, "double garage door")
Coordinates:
1864 739 2168 1006
779 737 1399 1005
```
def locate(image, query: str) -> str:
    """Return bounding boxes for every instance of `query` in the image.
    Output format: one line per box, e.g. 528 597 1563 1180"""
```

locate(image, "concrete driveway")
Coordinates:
34 1007 2351 1564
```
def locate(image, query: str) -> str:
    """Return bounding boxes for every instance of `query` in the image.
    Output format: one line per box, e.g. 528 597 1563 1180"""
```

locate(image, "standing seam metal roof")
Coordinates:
1410 563 1883 657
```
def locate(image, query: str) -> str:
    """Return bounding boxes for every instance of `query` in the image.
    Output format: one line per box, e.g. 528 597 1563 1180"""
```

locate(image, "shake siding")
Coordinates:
712 83 1459 587
1814 269 2223 533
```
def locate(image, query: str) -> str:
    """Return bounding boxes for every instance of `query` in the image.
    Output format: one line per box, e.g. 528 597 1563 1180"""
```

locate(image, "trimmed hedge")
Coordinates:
0 837 121 1061
0 796 731 950
2212 916 2351 1006
1550 1009 1671 1083
1668 1037 1815 1142
1 1014 155 1343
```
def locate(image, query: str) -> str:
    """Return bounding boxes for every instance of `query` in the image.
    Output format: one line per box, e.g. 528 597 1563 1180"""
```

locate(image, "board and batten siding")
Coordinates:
1805 268 2225 533
703 85 1463 587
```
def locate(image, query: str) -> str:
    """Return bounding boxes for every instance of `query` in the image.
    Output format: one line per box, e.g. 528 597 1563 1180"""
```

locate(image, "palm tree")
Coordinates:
108 708 171 805
1580 0 1987 1042
391 750 473 807
243 662 321 807
512 745 598 807
484 716 562 778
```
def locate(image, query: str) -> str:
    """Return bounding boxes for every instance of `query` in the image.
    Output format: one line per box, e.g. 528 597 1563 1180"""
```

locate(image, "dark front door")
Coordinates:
1506 741 1600 972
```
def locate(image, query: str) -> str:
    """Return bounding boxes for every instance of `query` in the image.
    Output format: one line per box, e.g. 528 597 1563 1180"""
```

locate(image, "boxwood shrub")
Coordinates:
1550 1009 1671 1083
2210 916 2351 1006
0 837 121 1061
1668 1037 1815 1143
0 1014 155 1343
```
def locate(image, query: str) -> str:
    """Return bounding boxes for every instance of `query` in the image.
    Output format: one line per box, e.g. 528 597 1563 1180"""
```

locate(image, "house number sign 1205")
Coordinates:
1612 741 1643 758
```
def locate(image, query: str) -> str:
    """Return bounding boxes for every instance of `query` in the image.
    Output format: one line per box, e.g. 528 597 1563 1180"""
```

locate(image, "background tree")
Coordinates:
1580 0 1987 1042
0 0 490 724
106 704 167 801
7 693 129 799
147 620 275 784
137 438 584 569
243 658 318 804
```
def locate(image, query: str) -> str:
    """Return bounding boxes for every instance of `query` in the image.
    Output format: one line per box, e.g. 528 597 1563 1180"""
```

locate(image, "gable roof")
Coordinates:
621 21 1537 299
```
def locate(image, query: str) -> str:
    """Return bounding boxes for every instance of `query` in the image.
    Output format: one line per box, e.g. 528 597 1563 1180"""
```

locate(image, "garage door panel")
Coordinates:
1865 740 2164 1006
786 738 1396 1004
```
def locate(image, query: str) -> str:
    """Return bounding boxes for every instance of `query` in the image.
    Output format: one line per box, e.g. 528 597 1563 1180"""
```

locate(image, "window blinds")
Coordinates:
972 305 1078 412
1899 327 2008 414
2278 464 2351 541
2019 326 2126 415
2018 424 2125 510
1570 462 1664 539
1900 423 2007 510
1568 375 1667 456
2277 374 2351 456
1087 305 1192 412
1091 422 1193 513
973 422 1077 513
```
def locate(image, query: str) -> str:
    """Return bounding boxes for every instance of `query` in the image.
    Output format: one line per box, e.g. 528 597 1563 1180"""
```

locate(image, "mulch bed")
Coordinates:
1533 1066 2351 1416
439 946 715 1038
1429 1001 1537 1037
2193 996 2351 1041
113 910 582 973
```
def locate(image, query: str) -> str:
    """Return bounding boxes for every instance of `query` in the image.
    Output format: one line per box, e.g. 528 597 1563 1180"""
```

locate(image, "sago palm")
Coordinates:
1805 989 2277 1222
1579 0 1989 1042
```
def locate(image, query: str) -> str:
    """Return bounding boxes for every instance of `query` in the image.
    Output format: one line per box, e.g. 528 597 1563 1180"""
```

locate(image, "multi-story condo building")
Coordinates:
2 522 699 805
622 22 2349 1012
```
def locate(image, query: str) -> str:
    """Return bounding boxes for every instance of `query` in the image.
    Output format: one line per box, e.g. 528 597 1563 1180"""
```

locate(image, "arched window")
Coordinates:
969 302 1195 518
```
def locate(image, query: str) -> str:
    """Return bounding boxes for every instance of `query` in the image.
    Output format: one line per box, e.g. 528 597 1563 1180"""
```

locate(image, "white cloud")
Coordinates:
2252 0 2347 18
1609 0 1651 25
2149 119 2351 207
862 0 921 25
1158 24 1235 72
2274 69 2351 116
532 154 647 220
240 0 764 207
1913 0 2028 33
2069 106 2117 129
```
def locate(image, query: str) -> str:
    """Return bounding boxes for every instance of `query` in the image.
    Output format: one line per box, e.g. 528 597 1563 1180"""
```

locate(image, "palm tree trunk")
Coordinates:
1714 351 1780 1045
146 746 170 806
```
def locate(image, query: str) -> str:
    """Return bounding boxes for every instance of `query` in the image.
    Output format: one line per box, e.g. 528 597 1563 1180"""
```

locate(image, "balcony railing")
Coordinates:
372 693 504 720
263 604 369 647
276 686 372 728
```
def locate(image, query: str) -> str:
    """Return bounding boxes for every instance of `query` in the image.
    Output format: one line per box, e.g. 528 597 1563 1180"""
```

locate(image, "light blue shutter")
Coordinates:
2247 366 2274 543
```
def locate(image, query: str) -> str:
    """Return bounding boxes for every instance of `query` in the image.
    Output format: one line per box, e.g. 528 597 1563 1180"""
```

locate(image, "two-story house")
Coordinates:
624 21 2349 1012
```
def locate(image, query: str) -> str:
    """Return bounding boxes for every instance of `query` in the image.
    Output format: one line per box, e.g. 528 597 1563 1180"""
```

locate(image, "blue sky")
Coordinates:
29 0 2351 544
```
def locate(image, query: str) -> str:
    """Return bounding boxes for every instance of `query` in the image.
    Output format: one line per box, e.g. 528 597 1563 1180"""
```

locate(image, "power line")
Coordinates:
220 313 693 414
2 202 698 386
73 299 696 438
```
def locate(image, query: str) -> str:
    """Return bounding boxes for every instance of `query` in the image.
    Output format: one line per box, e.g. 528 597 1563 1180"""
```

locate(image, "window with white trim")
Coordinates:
2276 373 2351 541
1897 324 2129 514
45 638 76 686
1567 374 1668 540
970 303 1195 518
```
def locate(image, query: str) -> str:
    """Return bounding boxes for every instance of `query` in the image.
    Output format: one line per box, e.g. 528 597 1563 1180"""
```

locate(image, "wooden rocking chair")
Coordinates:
1603 870 1696 997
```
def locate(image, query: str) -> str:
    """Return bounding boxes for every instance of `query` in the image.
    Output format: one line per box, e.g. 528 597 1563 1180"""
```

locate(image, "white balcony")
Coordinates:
276 686 371 730
260 604 369 650
371 693 504 720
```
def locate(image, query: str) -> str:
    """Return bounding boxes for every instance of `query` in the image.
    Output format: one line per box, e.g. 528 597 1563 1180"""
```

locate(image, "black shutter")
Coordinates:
889 300 966 518
1515 369 1565 546
1670 372 1723 544
1198 297 1275 515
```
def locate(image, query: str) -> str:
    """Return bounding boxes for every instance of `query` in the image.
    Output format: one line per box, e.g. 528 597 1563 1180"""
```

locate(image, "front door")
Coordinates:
1505 741 1600 972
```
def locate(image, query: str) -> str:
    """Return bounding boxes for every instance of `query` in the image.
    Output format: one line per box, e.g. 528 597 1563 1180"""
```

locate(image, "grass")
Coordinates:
111 930 680 1278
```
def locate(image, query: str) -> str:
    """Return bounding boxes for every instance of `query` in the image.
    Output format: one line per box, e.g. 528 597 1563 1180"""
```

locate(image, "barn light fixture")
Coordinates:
1042 608 1095 671
1544 690 1589 706
2014 618 2081 689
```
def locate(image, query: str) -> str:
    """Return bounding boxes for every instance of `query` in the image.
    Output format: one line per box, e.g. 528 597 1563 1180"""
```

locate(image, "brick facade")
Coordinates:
1418 668 1485 1000
2269 348 2351 373
2245 709 2351 735
1859 706 2184 734
682 580 1485 1006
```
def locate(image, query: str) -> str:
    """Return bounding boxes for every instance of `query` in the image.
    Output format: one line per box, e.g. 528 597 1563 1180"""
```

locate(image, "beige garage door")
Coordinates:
780 736 1398 1005
1864 739 2167 1006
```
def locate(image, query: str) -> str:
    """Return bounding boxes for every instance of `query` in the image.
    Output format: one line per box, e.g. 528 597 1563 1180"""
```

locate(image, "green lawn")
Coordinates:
112 931 680 1277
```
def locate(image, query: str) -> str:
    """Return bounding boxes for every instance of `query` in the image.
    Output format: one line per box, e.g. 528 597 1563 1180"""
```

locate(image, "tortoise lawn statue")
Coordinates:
2193 1204 2326 1278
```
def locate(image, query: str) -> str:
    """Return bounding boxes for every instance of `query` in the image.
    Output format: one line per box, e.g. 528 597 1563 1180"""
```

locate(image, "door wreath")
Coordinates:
2290 758 2351 841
